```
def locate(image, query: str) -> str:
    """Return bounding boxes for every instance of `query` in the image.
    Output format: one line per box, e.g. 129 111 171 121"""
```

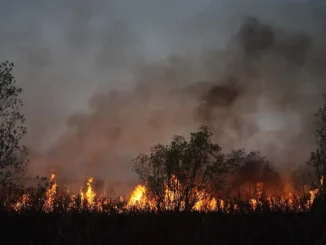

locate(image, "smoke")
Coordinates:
2 0 326 193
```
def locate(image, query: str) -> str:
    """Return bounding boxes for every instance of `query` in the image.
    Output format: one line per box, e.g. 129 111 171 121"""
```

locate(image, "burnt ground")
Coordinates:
0 210 325 245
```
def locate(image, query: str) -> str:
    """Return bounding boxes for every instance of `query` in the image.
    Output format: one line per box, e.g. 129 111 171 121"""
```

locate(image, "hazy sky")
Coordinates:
1 0 326 189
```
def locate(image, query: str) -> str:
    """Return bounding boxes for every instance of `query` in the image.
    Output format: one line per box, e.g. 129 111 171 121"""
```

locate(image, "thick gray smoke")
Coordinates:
2 0 326 194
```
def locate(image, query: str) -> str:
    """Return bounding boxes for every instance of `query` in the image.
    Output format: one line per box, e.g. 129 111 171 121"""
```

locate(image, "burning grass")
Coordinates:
1 175 325 245
1 174 323 214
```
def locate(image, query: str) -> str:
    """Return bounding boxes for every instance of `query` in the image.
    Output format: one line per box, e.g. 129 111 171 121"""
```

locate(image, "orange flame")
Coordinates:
43 173 57 212
127 185 148 208
80 178 96 208
13 194 30 213
4 175 324 214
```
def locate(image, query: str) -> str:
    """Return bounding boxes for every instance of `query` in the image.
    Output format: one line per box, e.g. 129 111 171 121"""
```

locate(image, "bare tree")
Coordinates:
132 126 228 211
0 61 28 187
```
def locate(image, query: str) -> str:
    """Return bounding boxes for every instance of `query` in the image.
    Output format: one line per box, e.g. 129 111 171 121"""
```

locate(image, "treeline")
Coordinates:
131 124 323 212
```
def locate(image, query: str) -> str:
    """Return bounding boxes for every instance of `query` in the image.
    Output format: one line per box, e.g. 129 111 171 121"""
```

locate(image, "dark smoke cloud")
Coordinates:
2 0 326 194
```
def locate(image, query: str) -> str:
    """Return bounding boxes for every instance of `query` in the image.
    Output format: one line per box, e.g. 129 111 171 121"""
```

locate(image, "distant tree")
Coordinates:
307 95 326 191
304 97 326 238
0 61 28 187
306 96 326 224
132 126 229 211
292 164 317 194
224 149 281 197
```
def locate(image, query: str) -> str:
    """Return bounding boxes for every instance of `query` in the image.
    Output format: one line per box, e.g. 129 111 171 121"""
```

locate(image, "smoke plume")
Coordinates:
1 0 326 194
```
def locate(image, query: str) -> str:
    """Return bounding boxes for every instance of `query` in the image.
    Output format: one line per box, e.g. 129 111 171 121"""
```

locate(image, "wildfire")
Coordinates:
80 178 96 208
44 174 57 212
4 174 324 214
127 185 148 208
193 198 217 212
13 194 30 213
250 199 257 211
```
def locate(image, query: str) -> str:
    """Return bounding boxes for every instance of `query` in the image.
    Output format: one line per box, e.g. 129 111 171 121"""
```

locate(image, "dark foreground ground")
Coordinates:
0 210 325 245
0 212 326 245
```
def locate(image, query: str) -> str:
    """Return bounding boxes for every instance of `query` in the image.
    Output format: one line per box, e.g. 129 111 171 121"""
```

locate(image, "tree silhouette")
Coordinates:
132 126 229 211
0 61 28 187
227 150 281 196
307 95 326 190
306 95 326 226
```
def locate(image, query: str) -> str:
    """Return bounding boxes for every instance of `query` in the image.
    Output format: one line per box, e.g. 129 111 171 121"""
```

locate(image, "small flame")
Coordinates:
219 199 225 211
43 174 57 212
321 176 324 186
127 185 147 207
80 177 96 208
13 194 30 213
250 199 257 211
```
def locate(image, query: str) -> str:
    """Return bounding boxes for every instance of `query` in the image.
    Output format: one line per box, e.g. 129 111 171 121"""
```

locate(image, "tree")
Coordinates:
307 95 326 191
228 150 281 196
306 95 326 222
132 126 229 211
0 61 28 187
292 164 317 195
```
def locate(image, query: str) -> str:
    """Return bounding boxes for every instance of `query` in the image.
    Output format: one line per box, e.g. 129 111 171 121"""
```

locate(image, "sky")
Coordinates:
0 0 318 147
1 0 326 192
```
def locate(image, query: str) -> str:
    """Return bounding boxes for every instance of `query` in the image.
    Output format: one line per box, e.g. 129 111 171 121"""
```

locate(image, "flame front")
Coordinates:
5 175 325 214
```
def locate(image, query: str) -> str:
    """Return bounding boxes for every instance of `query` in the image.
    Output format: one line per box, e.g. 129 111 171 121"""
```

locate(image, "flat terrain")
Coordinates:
1 210 325 245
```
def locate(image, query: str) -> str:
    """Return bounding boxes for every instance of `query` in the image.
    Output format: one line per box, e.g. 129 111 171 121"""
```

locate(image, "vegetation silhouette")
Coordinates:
0 61 28 187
